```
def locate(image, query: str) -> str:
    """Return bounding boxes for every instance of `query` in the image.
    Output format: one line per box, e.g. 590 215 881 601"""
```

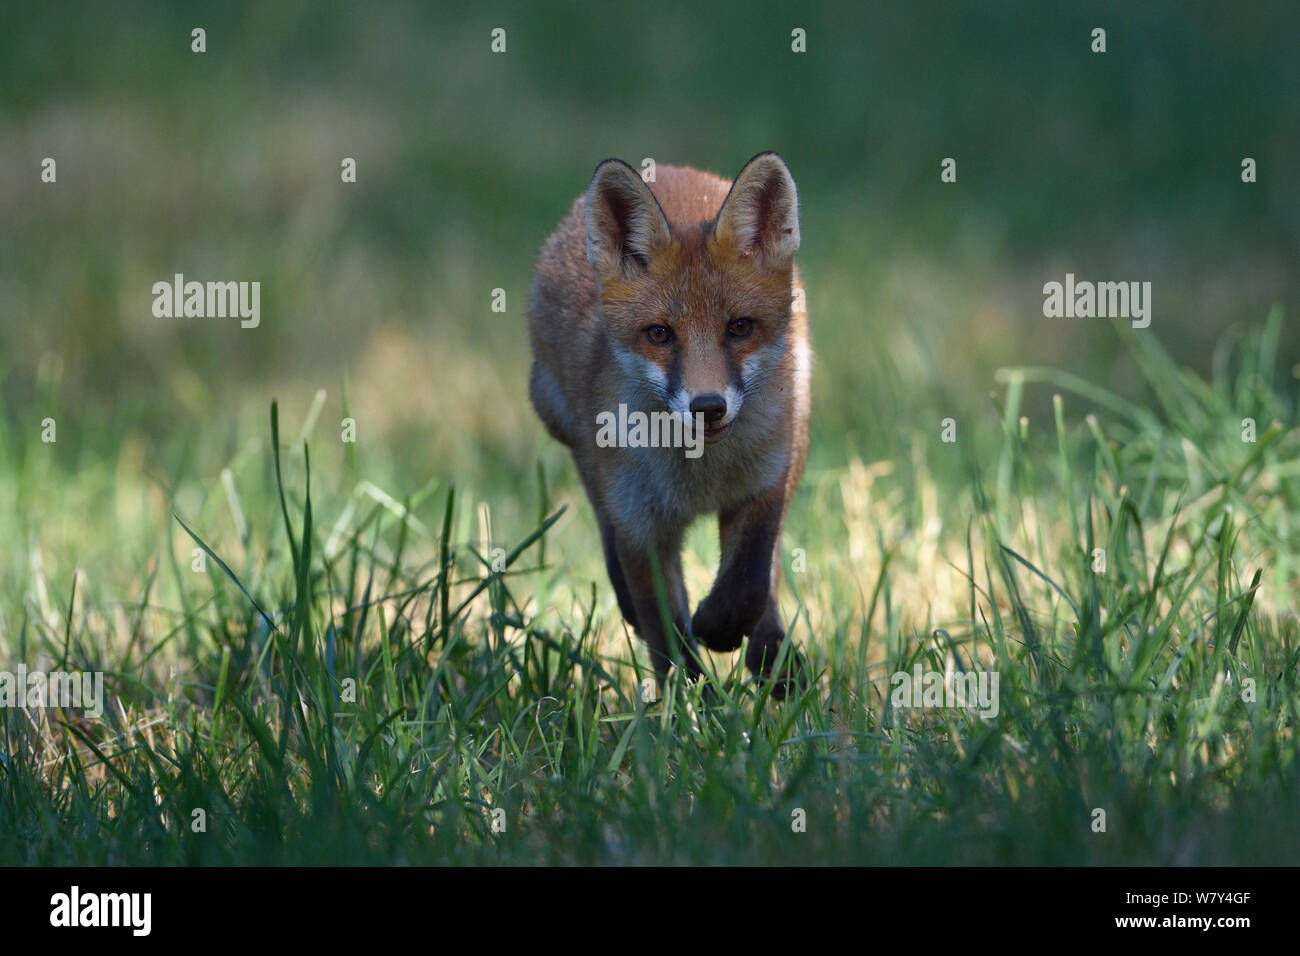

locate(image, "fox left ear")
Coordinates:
714 152 800 270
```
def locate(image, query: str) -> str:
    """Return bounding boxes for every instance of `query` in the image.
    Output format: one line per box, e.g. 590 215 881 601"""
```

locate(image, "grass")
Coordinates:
1 0 1297 867
1 311 1296 866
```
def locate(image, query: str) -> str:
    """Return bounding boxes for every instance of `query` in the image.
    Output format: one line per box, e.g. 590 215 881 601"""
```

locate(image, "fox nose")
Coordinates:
689 393 727 424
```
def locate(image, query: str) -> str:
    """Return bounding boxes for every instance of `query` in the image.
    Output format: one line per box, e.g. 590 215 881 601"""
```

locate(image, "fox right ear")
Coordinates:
585 160 672 282
714 152 800 271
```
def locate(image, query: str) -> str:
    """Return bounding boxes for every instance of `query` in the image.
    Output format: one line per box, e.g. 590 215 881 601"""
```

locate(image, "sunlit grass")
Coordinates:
1 314 1296 864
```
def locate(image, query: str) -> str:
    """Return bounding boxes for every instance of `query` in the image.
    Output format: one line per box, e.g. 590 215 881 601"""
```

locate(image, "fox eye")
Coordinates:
645 325 674 345
727 317 754 338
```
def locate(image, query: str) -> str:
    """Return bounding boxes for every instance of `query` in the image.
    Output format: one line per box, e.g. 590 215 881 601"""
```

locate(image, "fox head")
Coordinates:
584 152 801 442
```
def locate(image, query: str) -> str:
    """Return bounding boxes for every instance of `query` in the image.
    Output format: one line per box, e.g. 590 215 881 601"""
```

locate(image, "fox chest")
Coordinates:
600 418 789 545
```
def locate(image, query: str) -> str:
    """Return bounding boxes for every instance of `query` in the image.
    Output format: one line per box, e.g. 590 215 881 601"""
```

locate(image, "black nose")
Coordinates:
689 393 727 424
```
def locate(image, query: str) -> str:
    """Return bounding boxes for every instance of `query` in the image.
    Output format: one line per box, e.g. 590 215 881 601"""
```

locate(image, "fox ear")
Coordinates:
585 160 673 282
714 152 800 270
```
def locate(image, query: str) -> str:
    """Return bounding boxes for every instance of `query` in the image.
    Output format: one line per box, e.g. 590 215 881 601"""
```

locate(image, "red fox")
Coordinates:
528 153 810 693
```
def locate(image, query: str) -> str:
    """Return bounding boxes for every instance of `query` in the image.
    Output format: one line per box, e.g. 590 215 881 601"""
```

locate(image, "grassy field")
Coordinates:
2 314 1296 865
1 2 1298 865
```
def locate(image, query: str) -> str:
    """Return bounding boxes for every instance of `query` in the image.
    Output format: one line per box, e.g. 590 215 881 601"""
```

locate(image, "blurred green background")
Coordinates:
3 2 1298 866
1 0 1296 527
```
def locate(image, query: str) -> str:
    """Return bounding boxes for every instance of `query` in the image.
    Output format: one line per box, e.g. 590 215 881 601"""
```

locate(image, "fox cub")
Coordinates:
527 152 810 691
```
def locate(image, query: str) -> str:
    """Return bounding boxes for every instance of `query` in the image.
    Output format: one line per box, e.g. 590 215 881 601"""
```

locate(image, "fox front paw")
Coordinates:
745 639 807 701
691 589 764 653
